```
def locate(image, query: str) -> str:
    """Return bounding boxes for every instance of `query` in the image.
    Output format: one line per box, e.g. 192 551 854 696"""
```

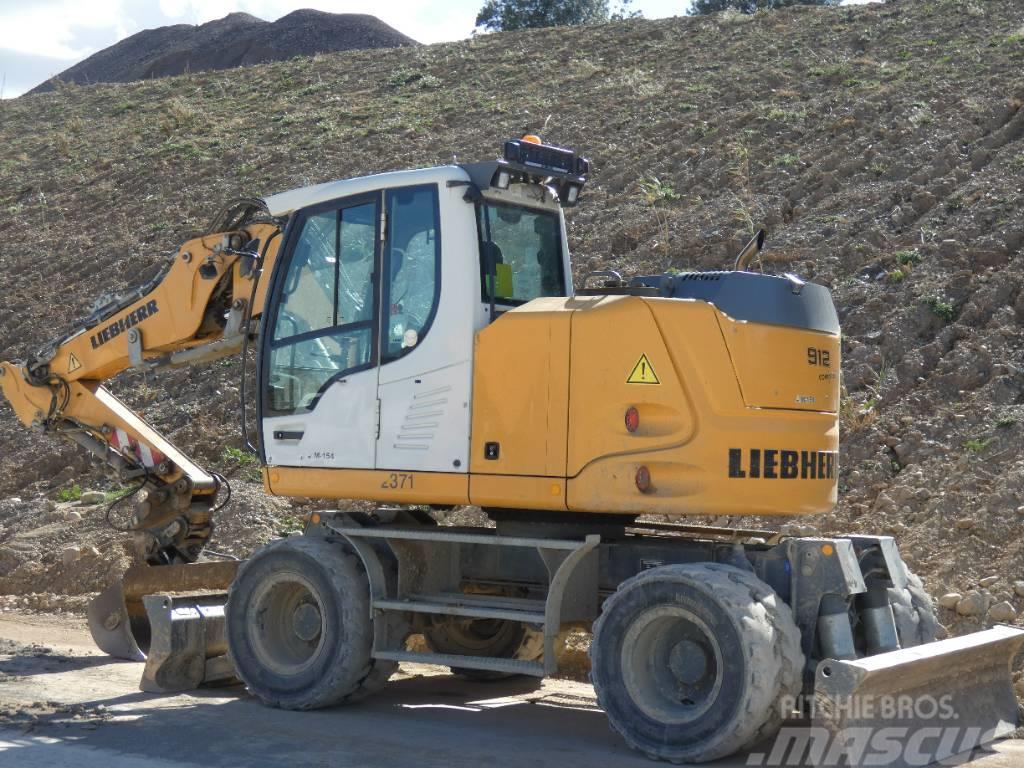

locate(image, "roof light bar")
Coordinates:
492 136 590 207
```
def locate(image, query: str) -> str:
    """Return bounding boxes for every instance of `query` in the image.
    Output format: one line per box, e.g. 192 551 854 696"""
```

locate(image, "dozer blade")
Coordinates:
813 625 1024 768
140 592 235 693
87 561 240 662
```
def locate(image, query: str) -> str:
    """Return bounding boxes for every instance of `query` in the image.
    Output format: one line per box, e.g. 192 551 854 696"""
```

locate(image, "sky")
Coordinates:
0 0 876 98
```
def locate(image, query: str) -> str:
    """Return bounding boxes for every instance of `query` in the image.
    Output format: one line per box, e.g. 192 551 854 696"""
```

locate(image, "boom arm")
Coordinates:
0 201 282 565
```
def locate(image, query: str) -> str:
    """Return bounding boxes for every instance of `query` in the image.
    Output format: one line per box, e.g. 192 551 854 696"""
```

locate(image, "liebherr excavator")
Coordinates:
1 137 1021 764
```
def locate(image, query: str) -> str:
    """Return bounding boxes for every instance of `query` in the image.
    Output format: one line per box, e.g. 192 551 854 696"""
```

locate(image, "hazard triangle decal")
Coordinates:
626 354 660 385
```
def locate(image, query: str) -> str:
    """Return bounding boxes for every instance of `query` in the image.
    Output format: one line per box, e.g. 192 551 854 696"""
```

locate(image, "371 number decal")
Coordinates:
380 472 414 490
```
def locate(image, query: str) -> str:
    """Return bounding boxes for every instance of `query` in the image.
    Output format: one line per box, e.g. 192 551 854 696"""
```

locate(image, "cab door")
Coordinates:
260 194 381 469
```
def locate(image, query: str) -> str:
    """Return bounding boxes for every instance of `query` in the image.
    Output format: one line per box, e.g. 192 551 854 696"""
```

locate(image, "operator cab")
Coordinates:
256 138 589 477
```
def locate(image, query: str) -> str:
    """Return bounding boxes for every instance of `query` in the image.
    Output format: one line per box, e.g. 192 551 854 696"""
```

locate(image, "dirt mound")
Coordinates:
0 0 1023 639
28 10 417 94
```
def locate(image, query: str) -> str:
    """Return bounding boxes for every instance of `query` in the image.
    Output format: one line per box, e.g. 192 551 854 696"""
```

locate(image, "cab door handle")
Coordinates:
273 430 304 441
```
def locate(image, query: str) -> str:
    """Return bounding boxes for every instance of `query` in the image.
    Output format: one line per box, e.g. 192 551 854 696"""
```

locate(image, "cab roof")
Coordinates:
261 165 468 217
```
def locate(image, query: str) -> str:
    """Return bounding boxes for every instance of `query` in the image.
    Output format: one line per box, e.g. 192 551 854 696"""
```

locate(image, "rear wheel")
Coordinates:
423 617 542 680
226 537 395 709
590 564 803 764
890 569 940 648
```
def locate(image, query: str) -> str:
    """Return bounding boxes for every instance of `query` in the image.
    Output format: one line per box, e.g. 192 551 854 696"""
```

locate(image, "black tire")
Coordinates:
423 617 542 681
889 569 940 648
226 537 396 709
590 563 804 764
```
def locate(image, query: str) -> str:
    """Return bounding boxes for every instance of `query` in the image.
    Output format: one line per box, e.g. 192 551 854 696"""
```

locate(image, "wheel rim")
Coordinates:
248 571 326 676
620 605 724 724
432 617 517 652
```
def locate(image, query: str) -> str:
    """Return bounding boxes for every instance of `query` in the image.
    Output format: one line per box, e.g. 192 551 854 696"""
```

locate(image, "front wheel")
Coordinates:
226 537 395 709
590 563 804 764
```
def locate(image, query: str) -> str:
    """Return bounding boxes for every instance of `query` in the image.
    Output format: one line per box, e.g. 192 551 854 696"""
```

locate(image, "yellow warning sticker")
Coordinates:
67 353 82 374
627 354 660 385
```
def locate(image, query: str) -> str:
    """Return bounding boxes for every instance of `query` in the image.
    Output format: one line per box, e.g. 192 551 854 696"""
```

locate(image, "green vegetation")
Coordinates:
766 107 806 123
638 175 680 204
895 248 921 265
691 0 840 13
963 437 995 453
886 268 906 283
221 446 262 482
775 153 800 167
995 415 1018 428
103 486 136 503
925 296 956 323
839 388 878 433
56 484 83 503
475 0 636 32
386 67 442 90
276 514 306 537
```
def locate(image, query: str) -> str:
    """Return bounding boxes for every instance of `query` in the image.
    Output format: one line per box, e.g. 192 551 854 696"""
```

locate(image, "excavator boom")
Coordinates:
0 203 281 656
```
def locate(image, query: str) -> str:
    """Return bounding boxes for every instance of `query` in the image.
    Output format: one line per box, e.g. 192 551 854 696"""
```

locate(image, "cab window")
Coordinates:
382 185 440 361
477 202 565 305
267 199 378 414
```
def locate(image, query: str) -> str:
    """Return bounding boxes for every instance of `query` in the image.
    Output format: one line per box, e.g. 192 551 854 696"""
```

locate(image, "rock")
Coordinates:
955 591 988 616
989 601 1017 622
872 492 896 514
79 491 105 505
954 518 975 530
938 593 962 609
911 191 936 215
6 497 22 505
65 510 82 522
1013 581 1024 598
979 576 1000 588
60 547 80 567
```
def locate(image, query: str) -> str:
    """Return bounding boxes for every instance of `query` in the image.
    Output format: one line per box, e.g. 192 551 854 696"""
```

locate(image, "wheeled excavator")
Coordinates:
2 136 1022 764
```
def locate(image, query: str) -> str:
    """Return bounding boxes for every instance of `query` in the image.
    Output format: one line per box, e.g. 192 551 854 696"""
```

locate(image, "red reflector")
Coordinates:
635 465 651 493
625 406 640 433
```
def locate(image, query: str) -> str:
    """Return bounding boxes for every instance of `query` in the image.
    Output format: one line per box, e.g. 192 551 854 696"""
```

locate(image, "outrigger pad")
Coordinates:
139 592 235 693
813 625 1024 768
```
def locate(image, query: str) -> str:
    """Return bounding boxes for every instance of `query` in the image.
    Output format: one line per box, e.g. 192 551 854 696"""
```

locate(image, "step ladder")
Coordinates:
326 516 600 677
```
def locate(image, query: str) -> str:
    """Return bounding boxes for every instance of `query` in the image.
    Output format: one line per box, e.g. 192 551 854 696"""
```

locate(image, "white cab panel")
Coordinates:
375 180 478 472
262 367 378 469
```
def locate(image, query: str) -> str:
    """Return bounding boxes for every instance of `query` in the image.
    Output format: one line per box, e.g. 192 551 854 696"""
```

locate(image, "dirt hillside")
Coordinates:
0 0 1023 641
28 10 417 95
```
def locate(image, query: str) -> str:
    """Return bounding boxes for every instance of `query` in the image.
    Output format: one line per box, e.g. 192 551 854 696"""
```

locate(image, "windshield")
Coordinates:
476 201 565 305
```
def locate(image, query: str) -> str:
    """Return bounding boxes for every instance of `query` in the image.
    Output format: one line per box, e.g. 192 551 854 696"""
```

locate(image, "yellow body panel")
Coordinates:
461 294 839 519
469 297 571 478
469 474 566 510
265 467 470 506
719 314 839 412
